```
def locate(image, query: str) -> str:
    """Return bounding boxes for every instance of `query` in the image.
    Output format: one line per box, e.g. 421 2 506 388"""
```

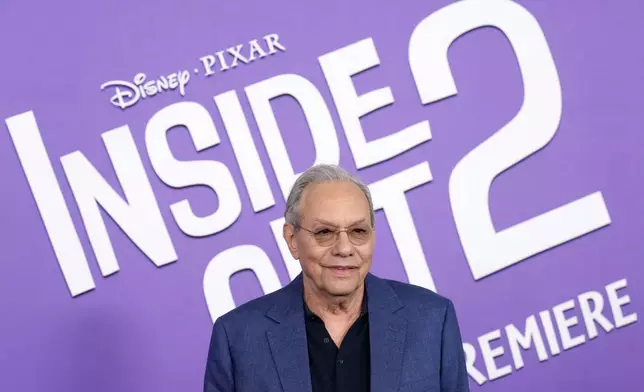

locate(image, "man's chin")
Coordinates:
323 280 361 297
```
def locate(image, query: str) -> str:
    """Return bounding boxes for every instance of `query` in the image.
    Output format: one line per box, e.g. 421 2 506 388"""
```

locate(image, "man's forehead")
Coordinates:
299 181 370 220
312 217 369 227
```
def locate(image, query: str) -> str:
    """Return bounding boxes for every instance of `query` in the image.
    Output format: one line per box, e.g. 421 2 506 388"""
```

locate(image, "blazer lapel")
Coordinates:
265 275 312 392
366 273 408 392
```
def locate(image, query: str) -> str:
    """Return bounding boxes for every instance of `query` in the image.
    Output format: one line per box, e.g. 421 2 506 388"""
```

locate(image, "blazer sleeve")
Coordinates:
440 300 470 392
204 318 235 392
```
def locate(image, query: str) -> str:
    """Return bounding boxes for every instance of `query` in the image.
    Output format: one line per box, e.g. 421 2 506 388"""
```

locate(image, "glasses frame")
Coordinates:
294 223 374 247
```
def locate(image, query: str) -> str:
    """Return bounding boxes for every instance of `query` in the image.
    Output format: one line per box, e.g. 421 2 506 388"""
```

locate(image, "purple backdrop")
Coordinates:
1 0 642 391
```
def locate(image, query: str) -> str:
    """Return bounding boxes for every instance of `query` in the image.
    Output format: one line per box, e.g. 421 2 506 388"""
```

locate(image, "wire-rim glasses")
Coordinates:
295 224 373 247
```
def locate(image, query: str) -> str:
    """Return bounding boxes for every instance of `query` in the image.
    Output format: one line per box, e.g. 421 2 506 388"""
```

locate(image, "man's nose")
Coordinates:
331 231 354 257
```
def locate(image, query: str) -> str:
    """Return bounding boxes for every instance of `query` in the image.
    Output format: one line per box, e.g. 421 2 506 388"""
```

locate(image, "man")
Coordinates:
204 164 470 392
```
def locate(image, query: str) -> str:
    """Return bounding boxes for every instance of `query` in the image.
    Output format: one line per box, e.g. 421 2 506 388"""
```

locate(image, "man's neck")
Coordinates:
303 281 364 322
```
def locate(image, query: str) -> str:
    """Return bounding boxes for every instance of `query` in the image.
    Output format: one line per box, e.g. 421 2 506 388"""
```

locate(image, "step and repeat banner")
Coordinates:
1 0 642 391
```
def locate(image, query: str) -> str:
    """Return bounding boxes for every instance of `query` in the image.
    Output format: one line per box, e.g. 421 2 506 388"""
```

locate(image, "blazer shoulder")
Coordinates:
381 277 453 317
216 285 286 326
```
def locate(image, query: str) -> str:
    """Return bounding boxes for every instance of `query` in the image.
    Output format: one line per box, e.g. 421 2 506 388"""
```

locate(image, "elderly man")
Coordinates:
204 164 469 392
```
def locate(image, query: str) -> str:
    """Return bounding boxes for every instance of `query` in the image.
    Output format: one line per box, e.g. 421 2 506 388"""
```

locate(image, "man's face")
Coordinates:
284 181 375 298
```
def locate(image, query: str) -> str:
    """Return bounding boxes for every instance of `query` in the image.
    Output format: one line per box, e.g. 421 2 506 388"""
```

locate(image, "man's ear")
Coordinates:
283 223 299 260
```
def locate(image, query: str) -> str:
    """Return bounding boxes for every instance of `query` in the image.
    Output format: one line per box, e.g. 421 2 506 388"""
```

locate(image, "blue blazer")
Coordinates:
204 273 470 392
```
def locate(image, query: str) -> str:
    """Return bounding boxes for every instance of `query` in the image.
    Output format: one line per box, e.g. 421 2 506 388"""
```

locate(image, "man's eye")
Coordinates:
315 229 332 235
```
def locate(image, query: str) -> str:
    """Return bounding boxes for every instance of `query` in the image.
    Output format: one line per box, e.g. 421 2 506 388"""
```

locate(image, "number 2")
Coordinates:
409 0 611 279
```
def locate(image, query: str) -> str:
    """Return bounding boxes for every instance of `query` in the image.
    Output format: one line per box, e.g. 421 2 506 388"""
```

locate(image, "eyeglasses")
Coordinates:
295 224 373 247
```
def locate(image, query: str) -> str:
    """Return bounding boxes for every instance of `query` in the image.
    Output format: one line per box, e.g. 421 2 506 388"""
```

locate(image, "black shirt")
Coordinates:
304 295 370 392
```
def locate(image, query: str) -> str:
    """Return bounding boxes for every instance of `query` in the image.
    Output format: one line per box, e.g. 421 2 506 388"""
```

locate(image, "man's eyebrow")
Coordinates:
312 218 367 227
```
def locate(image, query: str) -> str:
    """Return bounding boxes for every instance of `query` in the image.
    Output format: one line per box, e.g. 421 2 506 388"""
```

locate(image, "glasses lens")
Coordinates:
313 230 336 246
348 227 371 245
311 227 372 246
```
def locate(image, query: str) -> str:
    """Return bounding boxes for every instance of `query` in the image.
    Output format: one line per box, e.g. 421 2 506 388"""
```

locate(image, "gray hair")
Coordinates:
284 164 375 229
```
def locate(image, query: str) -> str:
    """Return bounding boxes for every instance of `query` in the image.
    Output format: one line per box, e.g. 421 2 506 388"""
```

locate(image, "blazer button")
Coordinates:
324 338 330 344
